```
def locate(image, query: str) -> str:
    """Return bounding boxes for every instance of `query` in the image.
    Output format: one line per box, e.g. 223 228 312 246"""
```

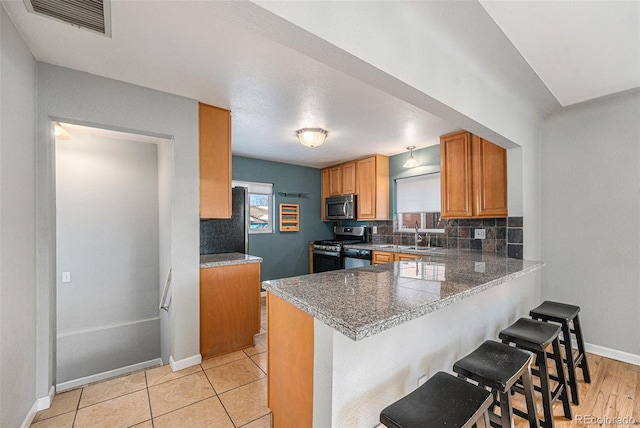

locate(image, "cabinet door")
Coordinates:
472 135 508 218
199 103 231 219
395 253 422 261
321 168 330 221
329 166 342 196
200 263 260 359
440 131 473 219
372 251 394 265
356 156 377 219
342 161 357 194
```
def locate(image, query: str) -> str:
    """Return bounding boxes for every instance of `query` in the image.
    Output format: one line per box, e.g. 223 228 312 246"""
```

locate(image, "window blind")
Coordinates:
233 180 273 195
396 173 441 213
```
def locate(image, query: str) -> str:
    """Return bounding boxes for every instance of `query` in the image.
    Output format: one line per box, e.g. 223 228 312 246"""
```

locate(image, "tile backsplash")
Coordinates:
368 217 524 259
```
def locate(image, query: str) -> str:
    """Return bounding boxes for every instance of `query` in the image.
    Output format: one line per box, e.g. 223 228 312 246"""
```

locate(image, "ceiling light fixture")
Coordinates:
403 146 419 168
297 128 327 148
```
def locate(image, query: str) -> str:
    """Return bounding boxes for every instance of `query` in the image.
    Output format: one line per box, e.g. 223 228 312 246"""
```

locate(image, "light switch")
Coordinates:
62 272 71 283
474 262 486 273
474 229 486 239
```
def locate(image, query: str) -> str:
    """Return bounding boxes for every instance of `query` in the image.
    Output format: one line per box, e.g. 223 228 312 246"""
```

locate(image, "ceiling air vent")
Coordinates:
24 0 111 37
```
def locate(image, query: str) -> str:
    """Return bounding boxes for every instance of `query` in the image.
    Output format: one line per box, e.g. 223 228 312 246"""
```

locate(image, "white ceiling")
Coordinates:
480 1 640 107
3 1 639 168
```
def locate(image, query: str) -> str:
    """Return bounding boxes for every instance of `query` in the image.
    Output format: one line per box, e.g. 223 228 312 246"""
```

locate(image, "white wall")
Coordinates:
55 134 160 384
0 5 38 427
36 63 200 399
314 270 541 427
540 91 640 357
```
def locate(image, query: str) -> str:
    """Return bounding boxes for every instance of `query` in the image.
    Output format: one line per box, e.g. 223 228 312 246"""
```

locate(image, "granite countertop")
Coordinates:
262 251 544 341
200 253 263 268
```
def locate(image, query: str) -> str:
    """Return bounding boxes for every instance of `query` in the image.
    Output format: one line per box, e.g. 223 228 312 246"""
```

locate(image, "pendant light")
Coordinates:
297 128 327 148
403 146 419 168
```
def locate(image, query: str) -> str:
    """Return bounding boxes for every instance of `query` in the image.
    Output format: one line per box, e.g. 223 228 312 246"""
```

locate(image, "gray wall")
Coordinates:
55 134 160 384
36 63 200 398
232 156 333 280
540 91 640 356
0 6 38 427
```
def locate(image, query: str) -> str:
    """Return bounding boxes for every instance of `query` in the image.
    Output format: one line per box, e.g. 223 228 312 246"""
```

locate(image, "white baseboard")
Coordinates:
56 358 163 392
169 353 202 372
585 342 640 366
20 401 38 428
20 385 55 428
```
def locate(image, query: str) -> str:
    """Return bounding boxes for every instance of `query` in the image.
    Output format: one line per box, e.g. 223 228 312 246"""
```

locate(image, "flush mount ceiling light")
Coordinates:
297 128 327 148
403 146 419 168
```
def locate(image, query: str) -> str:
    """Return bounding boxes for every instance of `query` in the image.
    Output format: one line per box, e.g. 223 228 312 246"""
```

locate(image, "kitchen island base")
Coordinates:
266 269 541 428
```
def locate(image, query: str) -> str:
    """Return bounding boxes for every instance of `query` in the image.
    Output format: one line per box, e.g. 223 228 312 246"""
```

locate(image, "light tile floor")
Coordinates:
31 299 269 428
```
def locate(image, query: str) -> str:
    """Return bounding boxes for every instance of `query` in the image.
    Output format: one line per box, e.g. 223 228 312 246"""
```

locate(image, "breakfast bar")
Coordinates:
262 251 544 428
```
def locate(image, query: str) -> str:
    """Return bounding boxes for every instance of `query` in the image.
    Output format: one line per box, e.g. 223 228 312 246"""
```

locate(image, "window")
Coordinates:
396 173 444 232
233 180 274 234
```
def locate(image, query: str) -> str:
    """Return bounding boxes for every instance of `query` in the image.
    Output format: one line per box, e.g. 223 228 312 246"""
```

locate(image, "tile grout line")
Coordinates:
143 369 155 427
200 363 238 427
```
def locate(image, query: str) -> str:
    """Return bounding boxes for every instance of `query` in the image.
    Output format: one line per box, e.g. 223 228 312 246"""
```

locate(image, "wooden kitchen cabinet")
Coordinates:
326 161 357 197
342 161 357 194
372 251 425 264
395 253 422 261
321 155 388 221
200 263 261 359
372 251 394 265
199 102 232 219
440 130 507 219
356 155 389 220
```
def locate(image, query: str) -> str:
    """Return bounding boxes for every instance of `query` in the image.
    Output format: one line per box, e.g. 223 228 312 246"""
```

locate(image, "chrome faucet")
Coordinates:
415 220 423 246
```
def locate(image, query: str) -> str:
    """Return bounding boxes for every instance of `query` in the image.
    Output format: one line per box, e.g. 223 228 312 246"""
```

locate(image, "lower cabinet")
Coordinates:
200 263 261 359
372 251 423 264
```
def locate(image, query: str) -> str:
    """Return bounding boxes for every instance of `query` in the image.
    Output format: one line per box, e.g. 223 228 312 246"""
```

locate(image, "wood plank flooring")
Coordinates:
512 353 639 427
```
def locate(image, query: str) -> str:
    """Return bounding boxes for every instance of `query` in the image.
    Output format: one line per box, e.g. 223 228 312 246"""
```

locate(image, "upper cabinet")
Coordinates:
321 155 389 221
199 103 232 219
356 155 389 221
327 161 357 197
440 130 507 219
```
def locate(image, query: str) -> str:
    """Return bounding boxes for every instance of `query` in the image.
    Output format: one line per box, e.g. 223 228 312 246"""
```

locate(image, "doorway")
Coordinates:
54 122 172 390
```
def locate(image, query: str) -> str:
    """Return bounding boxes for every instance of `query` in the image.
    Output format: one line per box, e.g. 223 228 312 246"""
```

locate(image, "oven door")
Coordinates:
313 250 342 273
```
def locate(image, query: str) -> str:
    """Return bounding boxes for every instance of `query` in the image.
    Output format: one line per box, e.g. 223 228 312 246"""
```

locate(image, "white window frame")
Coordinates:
233 180 274 234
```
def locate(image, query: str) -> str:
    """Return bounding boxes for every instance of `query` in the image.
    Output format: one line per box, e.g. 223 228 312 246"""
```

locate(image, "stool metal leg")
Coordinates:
573 316 591 383
551 338 572 420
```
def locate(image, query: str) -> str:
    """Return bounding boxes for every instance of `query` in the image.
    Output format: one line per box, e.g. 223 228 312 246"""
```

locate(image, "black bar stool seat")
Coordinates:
499 318 572 428
530 301 591 405
453 340 539 428
380 371 493 428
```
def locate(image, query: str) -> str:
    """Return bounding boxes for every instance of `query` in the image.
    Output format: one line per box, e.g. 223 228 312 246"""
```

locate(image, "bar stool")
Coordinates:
380 371 493 428
499 318 572 428
453 340 540 428
530 301 591 405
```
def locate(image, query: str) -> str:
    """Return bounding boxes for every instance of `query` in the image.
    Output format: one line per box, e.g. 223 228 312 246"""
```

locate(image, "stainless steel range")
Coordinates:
312 226 367 273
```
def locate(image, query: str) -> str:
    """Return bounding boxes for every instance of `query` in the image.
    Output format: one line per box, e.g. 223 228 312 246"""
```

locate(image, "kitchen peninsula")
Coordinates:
262 251 544 428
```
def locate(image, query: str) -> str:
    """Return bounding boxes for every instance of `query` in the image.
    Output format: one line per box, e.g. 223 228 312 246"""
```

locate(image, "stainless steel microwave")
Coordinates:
325 194 356 220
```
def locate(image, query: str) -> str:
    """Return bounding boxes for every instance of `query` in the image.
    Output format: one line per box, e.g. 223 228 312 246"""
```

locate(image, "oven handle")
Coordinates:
313 249 341 257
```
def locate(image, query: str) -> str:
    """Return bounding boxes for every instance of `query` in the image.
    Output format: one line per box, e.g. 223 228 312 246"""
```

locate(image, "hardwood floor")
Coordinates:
512 353 639 427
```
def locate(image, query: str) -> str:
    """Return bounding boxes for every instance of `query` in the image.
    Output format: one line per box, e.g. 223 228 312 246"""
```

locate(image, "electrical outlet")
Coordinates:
474 262 486 273
372 226 378 234
62 272 71 283
474 228 486 239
